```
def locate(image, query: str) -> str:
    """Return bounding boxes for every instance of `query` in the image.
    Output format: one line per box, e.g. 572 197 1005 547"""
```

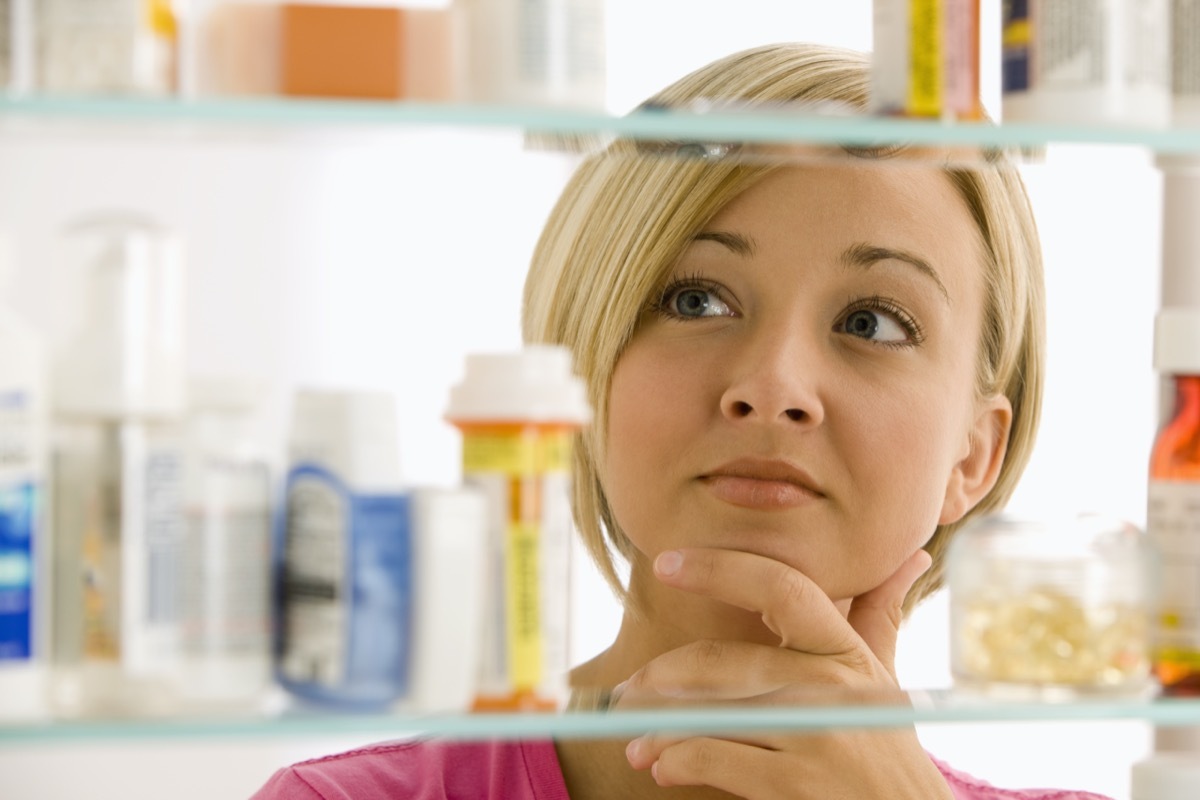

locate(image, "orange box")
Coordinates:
282 4 407 99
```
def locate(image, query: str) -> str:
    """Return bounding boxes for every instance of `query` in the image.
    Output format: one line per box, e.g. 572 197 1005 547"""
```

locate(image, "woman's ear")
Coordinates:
939 394 1013 525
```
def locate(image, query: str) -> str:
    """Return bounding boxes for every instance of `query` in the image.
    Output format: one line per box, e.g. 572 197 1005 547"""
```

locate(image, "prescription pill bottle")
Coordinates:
870 0 983 120
446 345 590 712
947 513 1157 699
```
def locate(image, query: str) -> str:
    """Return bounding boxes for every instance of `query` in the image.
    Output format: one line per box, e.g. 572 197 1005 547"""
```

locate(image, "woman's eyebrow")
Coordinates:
840 242 950 305
692 230 756 256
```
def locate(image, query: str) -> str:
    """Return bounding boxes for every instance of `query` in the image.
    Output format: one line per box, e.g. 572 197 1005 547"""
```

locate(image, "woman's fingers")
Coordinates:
626 731 776 770
627 730 950 800
846 549 932 675
613 639 872 707
653 548 858 657
629 735 789 796
654 547 932 676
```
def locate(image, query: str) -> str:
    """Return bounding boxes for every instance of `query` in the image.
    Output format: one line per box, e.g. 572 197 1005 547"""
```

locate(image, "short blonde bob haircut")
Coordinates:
522 43 1045 617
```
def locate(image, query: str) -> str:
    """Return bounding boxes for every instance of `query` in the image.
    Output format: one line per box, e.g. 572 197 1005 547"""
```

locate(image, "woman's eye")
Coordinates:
660 285 733 318
840 308 910 343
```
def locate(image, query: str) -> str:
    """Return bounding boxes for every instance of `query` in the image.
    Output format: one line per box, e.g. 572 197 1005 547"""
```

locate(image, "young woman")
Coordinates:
254 44 1114 800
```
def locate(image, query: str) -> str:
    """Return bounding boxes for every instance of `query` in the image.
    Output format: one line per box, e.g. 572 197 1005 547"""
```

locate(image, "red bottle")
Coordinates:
1148 310 1200 696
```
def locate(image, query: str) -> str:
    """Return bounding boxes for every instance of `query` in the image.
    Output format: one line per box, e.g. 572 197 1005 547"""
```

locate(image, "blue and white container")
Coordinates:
0 232 48 720
1001 0 1170 127
275 389 411 708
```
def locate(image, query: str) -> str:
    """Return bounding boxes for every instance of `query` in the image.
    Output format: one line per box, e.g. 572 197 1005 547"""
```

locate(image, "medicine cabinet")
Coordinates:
0 95 1197 740
0 8 1197 800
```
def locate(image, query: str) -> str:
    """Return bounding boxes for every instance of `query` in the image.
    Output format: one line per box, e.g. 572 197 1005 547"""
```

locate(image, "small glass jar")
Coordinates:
947 514 1158 699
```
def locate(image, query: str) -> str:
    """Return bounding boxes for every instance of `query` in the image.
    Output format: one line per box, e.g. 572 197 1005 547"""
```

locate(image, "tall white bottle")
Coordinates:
178 376 272 710
0 232 49 720
49 215 188 718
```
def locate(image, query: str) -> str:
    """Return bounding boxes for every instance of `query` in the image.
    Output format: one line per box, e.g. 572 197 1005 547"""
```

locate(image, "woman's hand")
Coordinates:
616 547 953 800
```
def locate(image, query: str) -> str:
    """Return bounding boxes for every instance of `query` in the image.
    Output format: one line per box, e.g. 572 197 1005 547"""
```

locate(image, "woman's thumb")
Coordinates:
846 549 933 674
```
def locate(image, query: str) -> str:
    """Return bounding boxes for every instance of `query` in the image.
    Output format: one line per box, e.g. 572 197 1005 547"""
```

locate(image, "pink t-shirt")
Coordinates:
250 739 1114 800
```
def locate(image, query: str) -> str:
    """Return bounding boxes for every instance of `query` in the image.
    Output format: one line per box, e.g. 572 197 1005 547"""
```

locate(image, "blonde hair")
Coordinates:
522 43 1045 617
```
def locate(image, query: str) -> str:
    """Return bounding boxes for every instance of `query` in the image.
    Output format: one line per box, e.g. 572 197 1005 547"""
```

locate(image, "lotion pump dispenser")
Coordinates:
49 215 188 718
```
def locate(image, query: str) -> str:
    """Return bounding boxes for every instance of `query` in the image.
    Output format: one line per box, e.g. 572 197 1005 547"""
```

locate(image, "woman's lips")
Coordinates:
700 475 823 509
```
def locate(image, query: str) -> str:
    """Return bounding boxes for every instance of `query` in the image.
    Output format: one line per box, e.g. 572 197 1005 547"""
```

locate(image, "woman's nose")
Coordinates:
718 329 825 427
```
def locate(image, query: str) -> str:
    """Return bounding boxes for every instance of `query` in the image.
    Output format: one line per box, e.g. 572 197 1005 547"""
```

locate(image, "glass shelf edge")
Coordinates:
3 696 1198 746
2 96 1200 152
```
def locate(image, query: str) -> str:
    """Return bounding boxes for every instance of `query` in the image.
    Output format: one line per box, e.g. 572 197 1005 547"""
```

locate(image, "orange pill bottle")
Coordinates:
445 346 590 711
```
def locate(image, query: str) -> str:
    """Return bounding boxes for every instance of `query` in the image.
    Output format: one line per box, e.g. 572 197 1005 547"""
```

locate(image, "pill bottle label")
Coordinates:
460 425 574 709
182 461 271 658
279 468 349 687
277 464 411 703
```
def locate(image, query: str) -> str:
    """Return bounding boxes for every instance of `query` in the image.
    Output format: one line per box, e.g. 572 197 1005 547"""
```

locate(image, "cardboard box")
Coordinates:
282 4 407 100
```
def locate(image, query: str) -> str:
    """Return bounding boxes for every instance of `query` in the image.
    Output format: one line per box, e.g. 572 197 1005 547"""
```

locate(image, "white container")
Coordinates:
1001 0 1170 127
402 486 487 714
1131 753 1200 799
455 0 606 109
947 514 1157 699
49 216 189 719
0 233 49 721
37 0 177 95
184 0 281 99
177 376 271 710
1173 0 1200 125
276 389 411 709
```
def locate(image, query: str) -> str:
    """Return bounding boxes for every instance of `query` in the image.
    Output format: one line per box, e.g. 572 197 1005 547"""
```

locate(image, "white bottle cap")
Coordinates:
287 389 401 493
1154 308 1200 375
54 215 186 418
1131 753 1200 800
445 345 591 425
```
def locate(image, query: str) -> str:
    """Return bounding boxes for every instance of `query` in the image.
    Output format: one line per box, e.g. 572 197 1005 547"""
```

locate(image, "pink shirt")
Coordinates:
251 739 1114 800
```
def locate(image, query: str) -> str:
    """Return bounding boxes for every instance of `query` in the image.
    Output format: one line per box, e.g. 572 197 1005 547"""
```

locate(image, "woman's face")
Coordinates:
602 162 1010 605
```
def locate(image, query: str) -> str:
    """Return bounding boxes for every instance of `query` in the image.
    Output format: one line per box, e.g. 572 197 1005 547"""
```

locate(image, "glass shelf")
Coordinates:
3 692 1197 746
2 95 1200 154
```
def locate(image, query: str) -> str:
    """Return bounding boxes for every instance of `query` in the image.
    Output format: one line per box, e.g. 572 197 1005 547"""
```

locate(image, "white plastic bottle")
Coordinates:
37 0 177 95
1131 753 1200 799
276 389 411 709
0 233 49 721
49 215 188 718
455 0 606 108
402 486 488 714
177 376 272 710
